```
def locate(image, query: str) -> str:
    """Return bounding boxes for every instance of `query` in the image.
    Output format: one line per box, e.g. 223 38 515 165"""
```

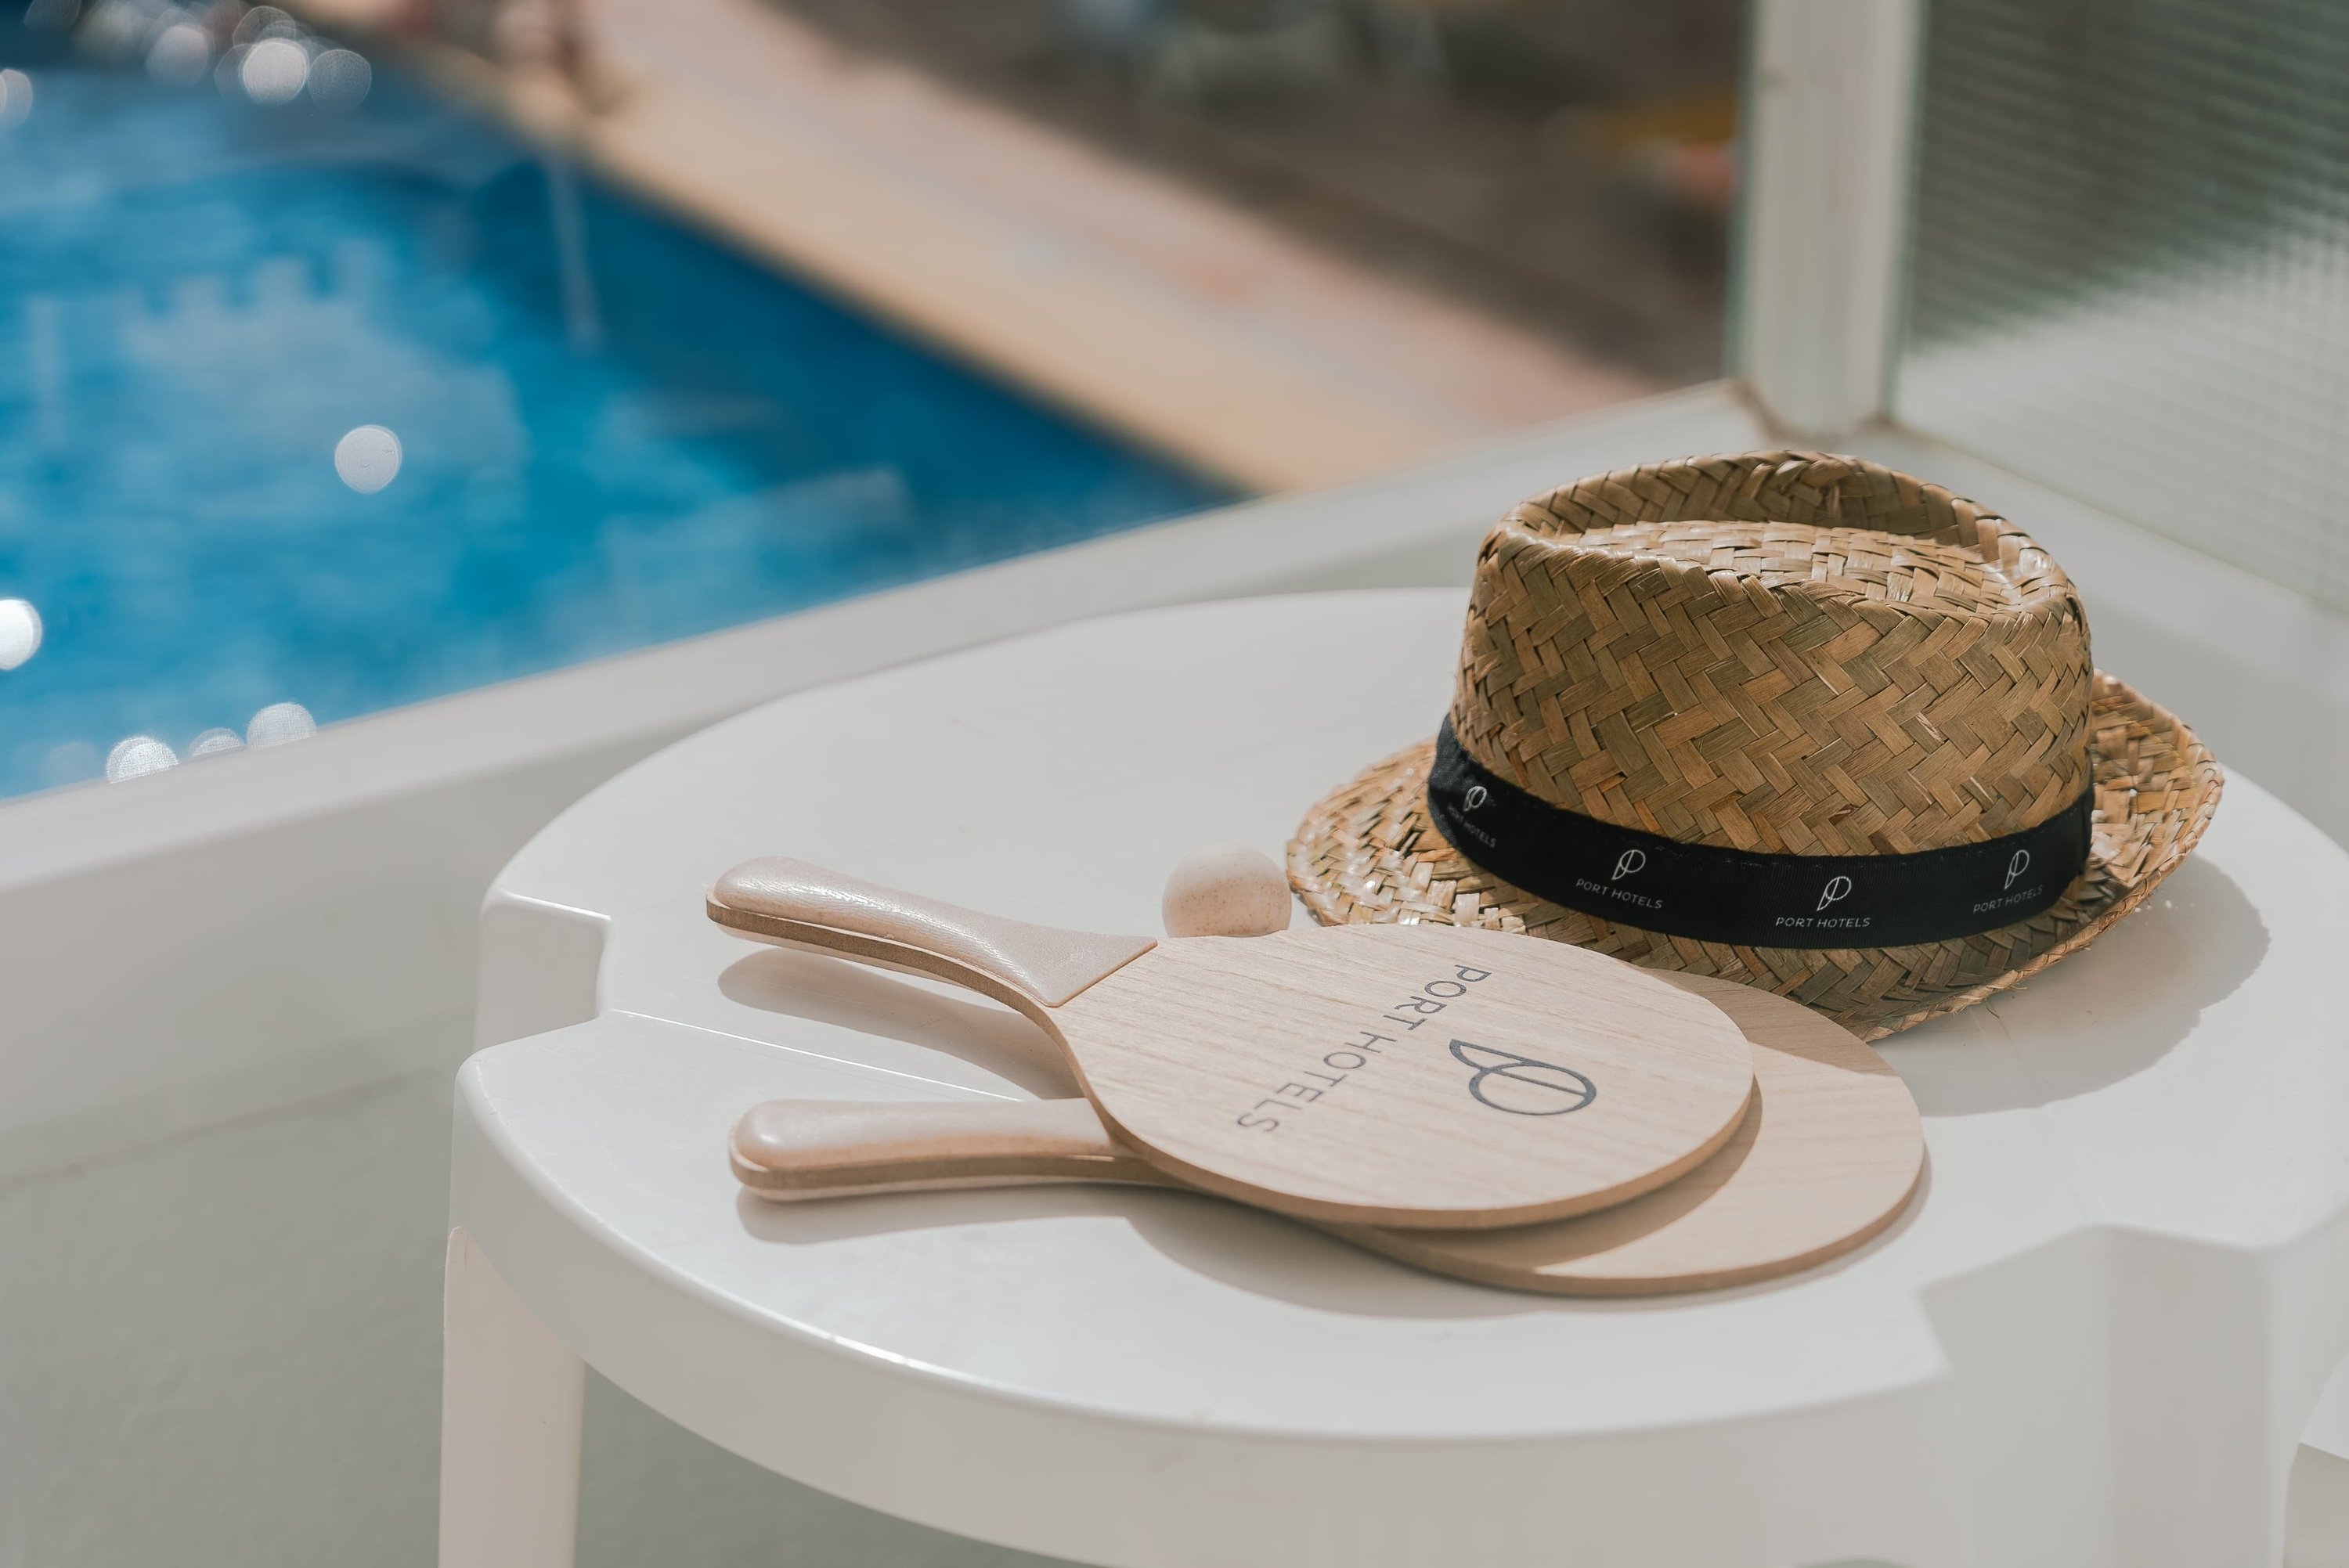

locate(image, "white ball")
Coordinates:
1162 842 1293 938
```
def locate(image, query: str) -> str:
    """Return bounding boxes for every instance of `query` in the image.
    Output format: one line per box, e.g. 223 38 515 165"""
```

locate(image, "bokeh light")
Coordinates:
334 424 402 492
41 741 99 789
231 5 290 43
0 69 34 128
146 21 211 86
0 600 42 671
246 702 316 747
239 37 308 106
73 0 148 63
186 727 245 759
308 49 370 112
106 735 179 781
22 0 81 31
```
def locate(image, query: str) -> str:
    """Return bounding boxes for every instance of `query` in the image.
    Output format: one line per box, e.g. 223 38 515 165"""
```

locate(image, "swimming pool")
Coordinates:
0 10 1231 800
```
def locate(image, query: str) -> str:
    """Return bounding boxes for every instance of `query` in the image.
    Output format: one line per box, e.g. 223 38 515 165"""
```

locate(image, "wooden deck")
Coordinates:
298 0 1658 491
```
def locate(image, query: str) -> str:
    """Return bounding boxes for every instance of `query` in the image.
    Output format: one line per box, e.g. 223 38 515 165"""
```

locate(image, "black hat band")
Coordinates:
1426 717 2091 950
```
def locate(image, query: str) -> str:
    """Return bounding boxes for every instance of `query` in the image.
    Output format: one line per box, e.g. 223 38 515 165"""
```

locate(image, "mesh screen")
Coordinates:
1894 0 2349 607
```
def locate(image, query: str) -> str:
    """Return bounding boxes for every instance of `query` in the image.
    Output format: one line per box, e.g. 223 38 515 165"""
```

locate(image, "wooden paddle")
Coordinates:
708 858 1755 1231
730 975 1925 1296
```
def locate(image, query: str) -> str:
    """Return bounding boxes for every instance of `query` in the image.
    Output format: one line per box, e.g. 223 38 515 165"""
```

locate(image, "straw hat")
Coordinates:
1289 452 2222 1039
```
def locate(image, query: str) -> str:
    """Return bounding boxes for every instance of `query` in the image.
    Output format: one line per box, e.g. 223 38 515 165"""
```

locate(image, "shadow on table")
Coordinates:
1882 856 2269 1117
1116 1194 1916 1317
734 1181 1560 1317
719 946 1082 1098
732 1156 1932 1320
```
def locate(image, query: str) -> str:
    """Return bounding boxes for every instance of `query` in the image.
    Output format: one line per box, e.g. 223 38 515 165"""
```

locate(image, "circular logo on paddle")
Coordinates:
1447 1040 1597 1116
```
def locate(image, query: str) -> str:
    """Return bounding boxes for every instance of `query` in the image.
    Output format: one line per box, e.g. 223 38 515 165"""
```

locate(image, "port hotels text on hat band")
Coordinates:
1426 718 2092 950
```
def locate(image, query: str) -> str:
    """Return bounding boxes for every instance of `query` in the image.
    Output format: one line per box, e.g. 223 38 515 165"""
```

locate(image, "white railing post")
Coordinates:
1736 0 1925 438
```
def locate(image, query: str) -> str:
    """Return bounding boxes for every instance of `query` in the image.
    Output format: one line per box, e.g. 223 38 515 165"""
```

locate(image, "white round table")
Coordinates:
442 591 2349 1568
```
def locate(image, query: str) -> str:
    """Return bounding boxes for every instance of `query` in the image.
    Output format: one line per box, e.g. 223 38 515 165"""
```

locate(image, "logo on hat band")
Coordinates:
1423 717 2090 950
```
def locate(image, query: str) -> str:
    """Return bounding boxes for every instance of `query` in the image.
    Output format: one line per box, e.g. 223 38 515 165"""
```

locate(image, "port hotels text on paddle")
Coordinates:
1231 963 1496 1132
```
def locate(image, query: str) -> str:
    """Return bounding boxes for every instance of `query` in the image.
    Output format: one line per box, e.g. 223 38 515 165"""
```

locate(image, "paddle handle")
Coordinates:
731 1097 1177 1199
709 856 1155 1012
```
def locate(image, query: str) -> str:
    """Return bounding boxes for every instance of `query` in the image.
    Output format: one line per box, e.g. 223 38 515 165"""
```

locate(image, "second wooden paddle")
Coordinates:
710 858 1755 1230
732 975 1925 1296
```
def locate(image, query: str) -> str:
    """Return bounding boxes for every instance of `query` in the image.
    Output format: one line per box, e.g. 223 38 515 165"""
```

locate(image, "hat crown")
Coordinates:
1452 452 2094 856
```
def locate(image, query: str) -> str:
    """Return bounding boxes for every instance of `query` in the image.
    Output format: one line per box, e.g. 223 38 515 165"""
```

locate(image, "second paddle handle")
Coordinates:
711 856 1155 1011
731 1098 1176 1199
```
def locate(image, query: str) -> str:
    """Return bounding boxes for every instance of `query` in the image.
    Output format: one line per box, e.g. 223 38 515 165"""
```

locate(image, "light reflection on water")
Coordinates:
306 47 368 112
143 20 207 87
333 424 401 492
105 734 176 781
244 700 313 747
0 8 1232 802
0 598 41 669
236 34 304 104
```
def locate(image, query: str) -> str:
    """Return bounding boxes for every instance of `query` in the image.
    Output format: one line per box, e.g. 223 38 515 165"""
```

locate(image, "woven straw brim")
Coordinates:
1288 672 2221 1040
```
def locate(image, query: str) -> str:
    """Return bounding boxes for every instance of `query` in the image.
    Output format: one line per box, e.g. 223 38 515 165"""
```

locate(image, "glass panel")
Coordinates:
767 0 1740 387
1895 0 2349 608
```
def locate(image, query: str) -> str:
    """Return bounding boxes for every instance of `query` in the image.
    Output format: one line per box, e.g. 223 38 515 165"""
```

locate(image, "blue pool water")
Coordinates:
0 16 1232 798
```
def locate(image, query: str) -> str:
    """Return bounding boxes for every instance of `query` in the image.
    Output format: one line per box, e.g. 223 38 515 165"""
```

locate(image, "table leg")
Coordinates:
439 1225 586 1568
2289 1444 2349 1566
